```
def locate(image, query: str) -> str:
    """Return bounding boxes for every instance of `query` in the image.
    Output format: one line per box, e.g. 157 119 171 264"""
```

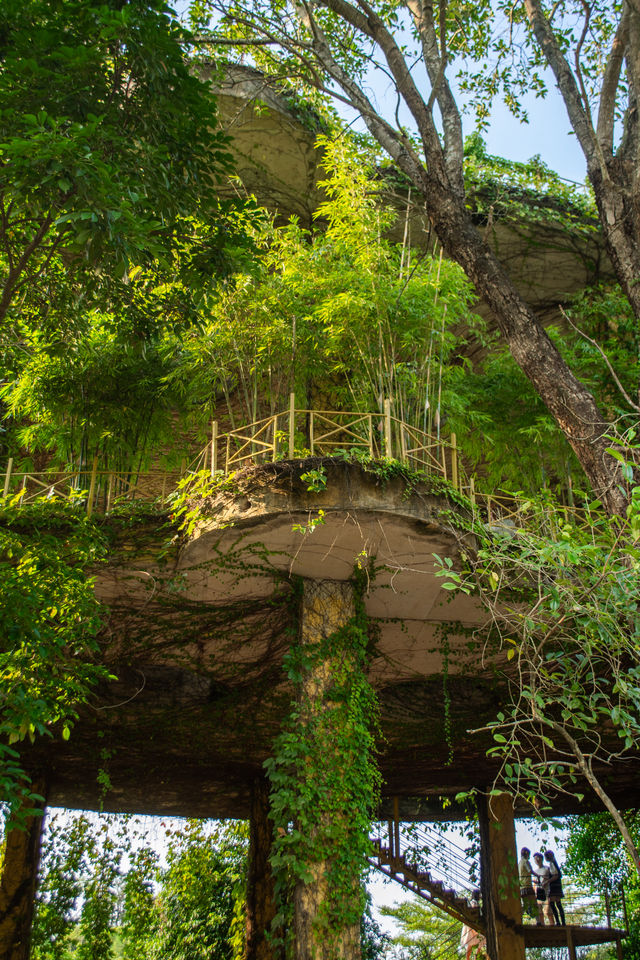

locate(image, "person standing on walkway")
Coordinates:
519 847 543 924
532 851 555 925
544 850 566 926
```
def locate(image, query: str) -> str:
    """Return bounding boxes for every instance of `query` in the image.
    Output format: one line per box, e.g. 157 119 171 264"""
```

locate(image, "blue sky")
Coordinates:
172 0 589 185
469 86 586 183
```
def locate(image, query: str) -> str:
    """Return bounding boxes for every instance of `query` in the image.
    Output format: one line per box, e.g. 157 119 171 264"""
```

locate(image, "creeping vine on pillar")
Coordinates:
264 570 380 958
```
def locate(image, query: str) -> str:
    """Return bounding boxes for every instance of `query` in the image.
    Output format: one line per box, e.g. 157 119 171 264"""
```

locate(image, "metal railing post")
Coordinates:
393 796 401 866
289 392 295 459
3 458 13 498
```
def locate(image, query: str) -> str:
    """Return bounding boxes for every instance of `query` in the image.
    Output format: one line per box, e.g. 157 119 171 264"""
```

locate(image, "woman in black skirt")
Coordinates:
545 850 566 926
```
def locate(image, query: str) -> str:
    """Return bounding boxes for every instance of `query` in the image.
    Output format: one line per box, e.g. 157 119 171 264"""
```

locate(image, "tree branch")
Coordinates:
596 6 629 153
561 306 640 412
523 0 604 174
317 0 452 188
405 0 464 193
549 719 640 877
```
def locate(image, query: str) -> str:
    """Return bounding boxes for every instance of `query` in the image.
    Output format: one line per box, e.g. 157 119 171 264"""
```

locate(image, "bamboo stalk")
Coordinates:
289 392 295 459
211 421 218 477
310 410 315 455
451 433 458 490
86 457 98 517
272 414 278 462
3 458 13 498
384 399 392 458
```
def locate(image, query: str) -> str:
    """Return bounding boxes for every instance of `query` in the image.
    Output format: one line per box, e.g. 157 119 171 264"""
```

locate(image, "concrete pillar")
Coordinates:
477 793 525 960
245 776 280 960
293 579 362 960
0 782 47 960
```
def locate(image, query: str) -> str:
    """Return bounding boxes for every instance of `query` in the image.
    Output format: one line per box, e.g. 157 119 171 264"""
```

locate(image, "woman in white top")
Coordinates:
532 852 555 925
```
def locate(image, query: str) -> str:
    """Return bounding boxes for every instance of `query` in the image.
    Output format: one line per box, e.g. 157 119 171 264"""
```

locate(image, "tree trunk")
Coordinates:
415 171 628 515
246 776 281 960
0 782 47 960
590 164 640 325
294 579 362 960
477 793 525 960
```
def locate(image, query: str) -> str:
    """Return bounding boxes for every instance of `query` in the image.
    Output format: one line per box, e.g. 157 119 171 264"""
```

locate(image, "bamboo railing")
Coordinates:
1 396 460 515
0 395 590 529
211 395 458 480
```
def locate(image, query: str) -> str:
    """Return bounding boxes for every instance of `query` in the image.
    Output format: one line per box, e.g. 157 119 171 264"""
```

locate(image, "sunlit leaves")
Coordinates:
30 812 247 959
451 478 640 830
174 137 475 428
0 0 238 329
0 500 108 818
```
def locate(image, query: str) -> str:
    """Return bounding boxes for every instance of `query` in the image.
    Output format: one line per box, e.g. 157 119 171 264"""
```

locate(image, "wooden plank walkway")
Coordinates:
521 923 625 958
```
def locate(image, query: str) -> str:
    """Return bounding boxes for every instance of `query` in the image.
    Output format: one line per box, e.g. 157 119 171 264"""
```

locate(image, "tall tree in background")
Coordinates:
192 0 639 515
565 812 640 957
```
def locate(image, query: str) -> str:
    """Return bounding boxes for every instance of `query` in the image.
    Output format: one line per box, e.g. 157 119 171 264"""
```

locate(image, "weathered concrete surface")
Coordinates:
20 460 639 820
210 64 324 227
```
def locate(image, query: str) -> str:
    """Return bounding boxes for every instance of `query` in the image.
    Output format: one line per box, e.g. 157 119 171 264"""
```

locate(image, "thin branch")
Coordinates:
523 0 604 173
561 306 640 412
549 719 640 876
574 0 594 124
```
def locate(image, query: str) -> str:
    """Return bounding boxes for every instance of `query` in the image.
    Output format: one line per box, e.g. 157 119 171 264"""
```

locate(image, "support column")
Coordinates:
0 781 47 960
245 776 280 960
294 579 362 960
477 793 525 960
